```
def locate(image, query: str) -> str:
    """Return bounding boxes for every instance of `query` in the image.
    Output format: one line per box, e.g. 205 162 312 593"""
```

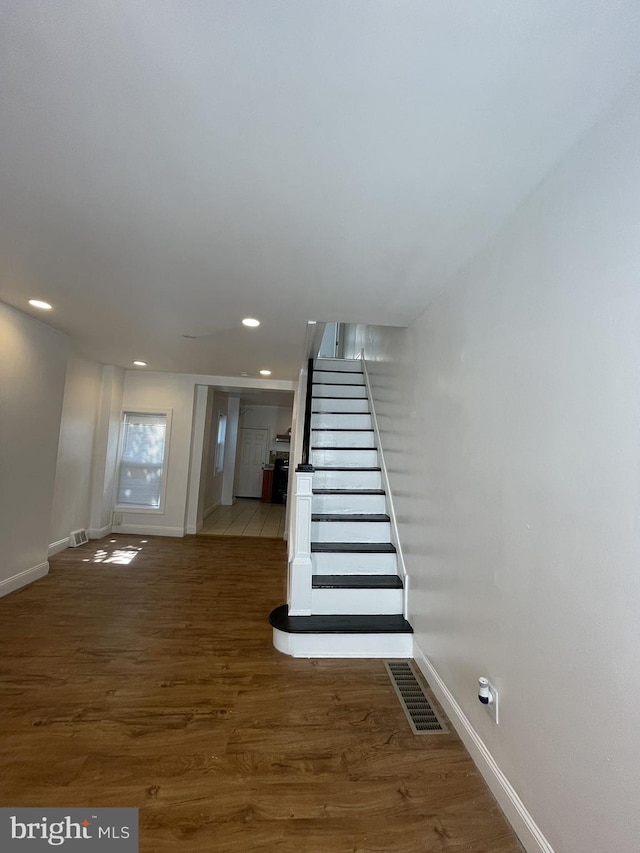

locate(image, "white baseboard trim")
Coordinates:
0 562 49 598
50 525 111 554
89 524 112 540
273 627 413 658
48 537 70 557
413 642 554 853
185 519 204 535
117 524 185 537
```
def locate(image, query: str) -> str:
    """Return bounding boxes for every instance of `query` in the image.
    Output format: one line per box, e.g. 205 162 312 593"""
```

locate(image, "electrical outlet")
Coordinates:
113 512 122 526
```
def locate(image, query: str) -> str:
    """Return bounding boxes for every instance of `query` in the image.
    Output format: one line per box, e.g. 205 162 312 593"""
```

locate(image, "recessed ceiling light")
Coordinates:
260 369 271 376
242 318 260 328
133 360 147 367
28 299 52 310
307 320 317 325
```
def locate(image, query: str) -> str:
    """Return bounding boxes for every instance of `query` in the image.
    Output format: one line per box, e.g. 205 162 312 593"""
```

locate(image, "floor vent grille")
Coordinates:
385 660 448 735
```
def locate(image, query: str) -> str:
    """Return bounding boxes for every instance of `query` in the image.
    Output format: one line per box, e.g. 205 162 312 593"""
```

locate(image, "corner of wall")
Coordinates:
89 524 112 540
0 562 49 599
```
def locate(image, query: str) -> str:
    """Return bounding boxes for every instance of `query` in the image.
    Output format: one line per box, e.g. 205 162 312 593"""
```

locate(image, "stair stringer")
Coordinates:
358 352 410 620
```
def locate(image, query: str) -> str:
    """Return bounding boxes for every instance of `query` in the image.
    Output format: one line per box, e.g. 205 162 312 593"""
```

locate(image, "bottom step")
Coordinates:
269 605 413 658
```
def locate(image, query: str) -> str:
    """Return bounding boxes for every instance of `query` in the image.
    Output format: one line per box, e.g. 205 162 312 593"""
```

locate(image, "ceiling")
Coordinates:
1 2 639 381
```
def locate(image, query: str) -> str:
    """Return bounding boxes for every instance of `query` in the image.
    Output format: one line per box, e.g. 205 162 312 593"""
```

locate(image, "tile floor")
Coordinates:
199 498 286 539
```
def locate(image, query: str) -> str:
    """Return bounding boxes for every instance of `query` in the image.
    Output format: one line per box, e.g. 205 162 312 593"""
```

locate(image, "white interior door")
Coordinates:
236 428 269 497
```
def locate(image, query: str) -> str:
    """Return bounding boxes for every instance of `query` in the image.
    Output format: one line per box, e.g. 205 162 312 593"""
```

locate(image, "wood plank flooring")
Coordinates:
200 498 286 538
0 535 522 853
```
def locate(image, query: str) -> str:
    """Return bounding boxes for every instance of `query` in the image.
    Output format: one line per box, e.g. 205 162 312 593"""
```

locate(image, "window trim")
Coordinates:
114 408 172 514
215 412 227 474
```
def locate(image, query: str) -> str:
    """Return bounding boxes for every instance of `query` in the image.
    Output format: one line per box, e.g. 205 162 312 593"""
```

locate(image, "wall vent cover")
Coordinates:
69 529 89 547
385 660 448 734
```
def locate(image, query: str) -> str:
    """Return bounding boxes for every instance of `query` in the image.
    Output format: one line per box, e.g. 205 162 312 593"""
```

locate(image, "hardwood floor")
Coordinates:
200 498 286 538
0 535 522 852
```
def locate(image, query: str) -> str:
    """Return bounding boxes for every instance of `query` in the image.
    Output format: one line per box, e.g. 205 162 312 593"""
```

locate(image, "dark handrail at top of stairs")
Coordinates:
298 357 315 472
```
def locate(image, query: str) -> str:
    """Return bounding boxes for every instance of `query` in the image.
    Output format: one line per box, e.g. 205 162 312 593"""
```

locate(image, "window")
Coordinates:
116 411 170 511
215 412 227 474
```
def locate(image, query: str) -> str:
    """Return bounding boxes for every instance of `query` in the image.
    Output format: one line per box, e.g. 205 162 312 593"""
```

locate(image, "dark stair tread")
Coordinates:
311 428 374 432
312 411 371 414
311 396 368 400
312 575 402 589
269 605 412 634
313 382 365 387
311 542 396 553
312 489 385 495
312 513 390 522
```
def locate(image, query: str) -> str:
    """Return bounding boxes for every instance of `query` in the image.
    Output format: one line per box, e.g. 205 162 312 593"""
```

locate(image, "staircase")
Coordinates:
270 357 413 658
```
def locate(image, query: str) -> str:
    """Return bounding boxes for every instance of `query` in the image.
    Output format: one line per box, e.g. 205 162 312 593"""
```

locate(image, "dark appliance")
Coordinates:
272 458 289 505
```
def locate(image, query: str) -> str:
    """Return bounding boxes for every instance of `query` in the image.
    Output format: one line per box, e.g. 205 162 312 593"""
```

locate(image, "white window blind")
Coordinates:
116 412 167 509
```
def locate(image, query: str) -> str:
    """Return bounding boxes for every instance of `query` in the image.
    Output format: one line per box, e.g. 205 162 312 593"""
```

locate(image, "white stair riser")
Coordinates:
273 627 413 658
312 493 386 514
311 448 378 467
312 413 372 430
313 552 398 574
313 384 367 399
314 359 363 373
312 469 382 490
311 587 403 615
312 398 370 413
312 430 375 448
313 371 364 385
311 521 391 542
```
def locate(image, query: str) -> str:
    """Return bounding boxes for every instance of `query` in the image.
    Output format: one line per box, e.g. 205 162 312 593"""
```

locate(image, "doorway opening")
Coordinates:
190 386 294 540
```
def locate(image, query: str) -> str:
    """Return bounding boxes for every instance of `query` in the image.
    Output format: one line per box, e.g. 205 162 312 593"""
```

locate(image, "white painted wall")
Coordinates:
203 389 229 515
185 385 209 535
49 353 102 552
356 81 640 852
117 371 196 537
88 365 125 537
0 302 69 593
198 391 242 519
222 397 240 506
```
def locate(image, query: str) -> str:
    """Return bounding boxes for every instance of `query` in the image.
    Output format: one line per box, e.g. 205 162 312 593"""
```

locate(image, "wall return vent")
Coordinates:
69 529 89 548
